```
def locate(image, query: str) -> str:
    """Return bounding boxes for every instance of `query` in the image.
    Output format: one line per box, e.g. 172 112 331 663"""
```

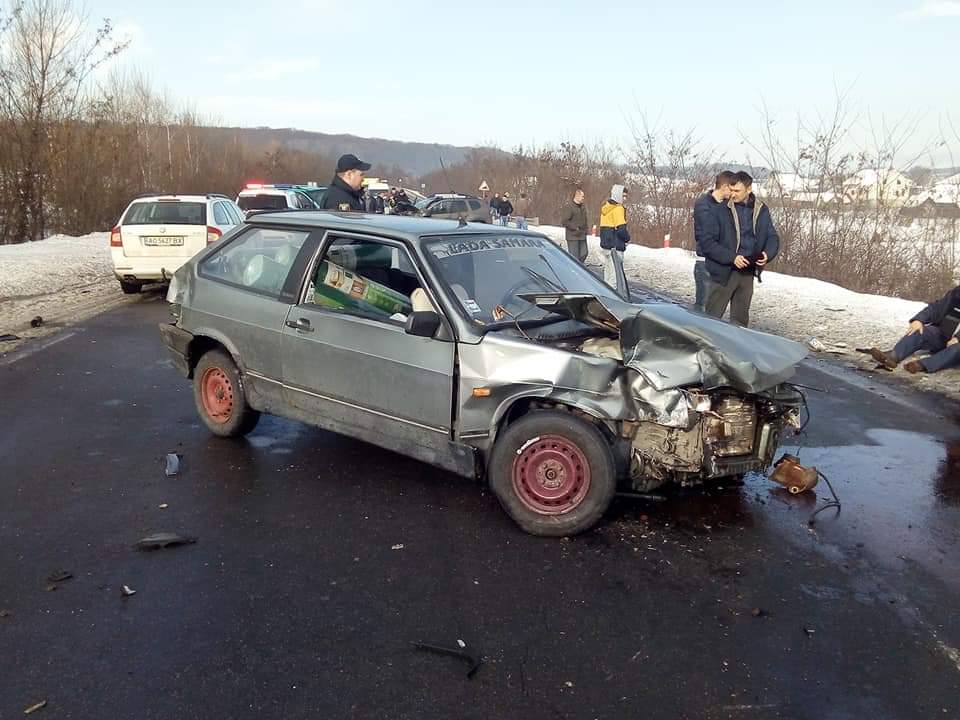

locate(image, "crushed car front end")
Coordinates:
456 292 808 493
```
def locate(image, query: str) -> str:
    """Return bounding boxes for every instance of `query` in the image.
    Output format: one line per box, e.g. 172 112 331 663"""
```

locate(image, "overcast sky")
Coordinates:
91 0 960 166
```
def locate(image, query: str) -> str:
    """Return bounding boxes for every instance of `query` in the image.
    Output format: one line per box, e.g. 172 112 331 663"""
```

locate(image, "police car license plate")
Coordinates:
142 236 184 246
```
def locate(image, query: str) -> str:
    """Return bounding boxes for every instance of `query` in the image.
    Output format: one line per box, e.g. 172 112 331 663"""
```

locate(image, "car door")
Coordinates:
194 225 317 408
448 199 469 219
281 233 456 462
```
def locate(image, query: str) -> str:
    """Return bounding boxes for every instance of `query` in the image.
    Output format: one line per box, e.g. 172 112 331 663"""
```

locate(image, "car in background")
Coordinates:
110 194 243 294
236 184 319 216
415 193 488 223
160 212 806 537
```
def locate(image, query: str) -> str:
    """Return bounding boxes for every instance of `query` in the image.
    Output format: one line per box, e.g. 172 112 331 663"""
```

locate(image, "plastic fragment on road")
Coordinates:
24 700 47 714
135 533 197 551
391 544 404 550
121 585 136 597
158 504 169 509
412 640 483 679
46 570 73 583
164 453 180 477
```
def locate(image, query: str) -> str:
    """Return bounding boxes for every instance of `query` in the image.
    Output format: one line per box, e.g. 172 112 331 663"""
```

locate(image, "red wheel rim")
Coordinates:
200 366 234 424
512 434 591 515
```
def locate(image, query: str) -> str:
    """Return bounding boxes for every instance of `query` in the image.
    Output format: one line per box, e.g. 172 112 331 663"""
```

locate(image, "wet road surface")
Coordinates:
1 294 959 719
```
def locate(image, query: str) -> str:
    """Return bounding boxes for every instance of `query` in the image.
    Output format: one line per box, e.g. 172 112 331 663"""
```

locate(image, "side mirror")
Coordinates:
404 311 441 338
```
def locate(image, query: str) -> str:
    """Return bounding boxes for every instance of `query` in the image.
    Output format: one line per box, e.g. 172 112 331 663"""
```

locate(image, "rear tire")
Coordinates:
120 280 141 294
193 349 260 438
488 410 616 537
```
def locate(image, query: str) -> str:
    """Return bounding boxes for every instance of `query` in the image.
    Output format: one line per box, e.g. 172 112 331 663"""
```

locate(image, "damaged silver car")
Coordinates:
160 212 807 536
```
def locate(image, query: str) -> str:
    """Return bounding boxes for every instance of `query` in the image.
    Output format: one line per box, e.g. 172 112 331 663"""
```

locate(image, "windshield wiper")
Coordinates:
538 254 567 291
520 265 565 294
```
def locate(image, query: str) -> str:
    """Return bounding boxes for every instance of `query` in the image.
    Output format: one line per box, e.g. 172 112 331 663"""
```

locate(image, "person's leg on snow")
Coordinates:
870 325 946 370
705 275 736 319
906 338 960 374
728 273 754 327
693 260 709 312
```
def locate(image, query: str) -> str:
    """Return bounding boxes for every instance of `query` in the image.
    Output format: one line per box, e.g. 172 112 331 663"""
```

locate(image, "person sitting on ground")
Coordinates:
868 284 960 374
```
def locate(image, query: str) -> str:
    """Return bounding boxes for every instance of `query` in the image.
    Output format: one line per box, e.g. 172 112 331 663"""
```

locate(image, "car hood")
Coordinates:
518 293 808 393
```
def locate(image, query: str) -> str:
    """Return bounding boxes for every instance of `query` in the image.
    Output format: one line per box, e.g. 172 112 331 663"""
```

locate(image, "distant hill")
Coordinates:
201 126 490 177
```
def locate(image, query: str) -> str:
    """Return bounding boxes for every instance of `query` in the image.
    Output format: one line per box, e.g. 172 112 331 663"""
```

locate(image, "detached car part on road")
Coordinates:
160 212 807 536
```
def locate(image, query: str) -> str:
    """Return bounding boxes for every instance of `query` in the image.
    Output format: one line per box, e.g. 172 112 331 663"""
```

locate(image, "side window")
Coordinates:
200 227 309 297
468 200 481 211
305 236 427 323
450 200 469 215
213 202 230 225
296 192 316 209
430 200 450 216
228 203 244 224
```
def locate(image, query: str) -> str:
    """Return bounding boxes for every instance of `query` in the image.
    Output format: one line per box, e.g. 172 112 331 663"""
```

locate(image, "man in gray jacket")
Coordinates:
560 188 589 262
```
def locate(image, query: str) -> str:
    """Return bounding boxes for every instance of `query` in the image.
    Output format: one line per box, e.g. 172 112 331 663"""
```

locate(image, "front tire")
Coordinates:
193 349 260 437
488 410 616 537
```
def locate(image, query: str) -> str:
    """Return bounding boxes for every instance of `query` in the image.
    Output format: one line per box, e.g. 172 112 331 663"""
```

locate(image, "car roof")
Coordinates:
129 195 219 203
238 188 293 197
245 211 545 244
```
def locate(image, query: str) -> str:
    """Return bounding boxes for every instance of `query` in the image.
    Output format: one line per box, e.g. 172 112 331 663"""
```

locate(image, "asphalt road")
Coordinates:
2 292 959 720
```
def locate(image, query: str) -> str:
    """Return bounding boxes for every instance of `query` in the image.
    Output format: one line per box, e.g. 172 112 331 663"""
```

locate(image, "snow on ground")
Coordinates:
0 233 136 354
537 225 958 397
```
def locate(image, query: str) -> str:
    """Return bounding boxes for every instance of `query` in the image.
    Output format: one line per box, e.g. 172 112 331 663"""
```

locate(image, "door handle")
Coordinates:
285 318 314 332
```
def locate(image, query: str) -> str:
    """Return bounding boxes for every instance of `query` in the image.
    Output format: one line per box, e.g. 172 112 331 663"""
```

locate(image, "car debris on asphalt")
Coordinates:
121 585 137 597
23 700 47 714
46 570 73 583
164 453 180 477
412 640 484 678
135 533 197 551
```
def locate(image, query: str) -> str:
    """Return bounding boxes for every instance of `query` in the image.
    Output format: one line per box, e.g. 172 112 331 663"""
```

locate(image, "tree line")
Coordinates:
2 0 957 303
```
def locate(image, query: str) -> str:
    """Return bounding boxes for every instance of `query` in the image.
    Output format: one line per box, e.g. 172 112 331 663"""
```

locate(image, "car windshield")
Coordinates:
423 234 617 325
238 194 288 211
123 201 206 225
300 188 326 204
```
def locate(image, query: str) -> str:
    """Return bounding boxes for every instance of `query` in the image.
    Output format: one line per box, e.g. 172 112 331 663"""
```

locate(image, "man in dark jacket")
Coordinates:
560 188 589 261
320 154 371 211
499 193 514 227
489 193 502 222
693 170 736 311
867 286 960 374
703 171 780 327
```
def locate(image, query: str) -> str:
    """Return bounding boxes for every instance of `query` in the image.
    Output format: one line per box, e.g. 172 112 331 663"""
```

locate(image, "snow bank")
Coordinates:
0 233 111 298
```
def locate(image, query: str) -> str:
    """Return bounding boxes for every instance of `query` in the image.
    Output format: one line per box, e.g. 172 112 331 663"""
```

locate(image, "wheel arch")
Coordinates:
185 331 243 379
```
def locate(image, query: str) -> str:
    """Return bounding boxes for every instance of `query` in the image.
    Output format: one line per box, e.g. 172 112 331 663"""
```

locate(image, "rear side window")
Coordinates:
468 200 481 211
450 200 468 214
227 203 244 224
213 203 230 225
238 194 289 212
200 227 309 297
123 201 207 225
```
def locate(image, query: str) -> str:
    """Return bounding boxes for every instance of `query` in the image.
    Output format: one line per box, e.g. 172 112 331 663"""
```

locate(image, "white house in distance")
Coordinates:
844 168 914 206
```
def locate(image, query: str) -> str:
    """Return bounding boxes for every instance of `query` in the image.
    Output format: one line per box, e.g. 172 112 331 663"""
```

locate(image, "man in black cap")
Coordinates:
321 154 372 211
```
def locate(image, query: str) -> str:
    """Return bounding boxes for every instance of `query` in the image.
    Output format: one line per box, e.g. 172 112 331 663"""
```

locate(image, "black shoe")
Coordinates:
904 360 926 374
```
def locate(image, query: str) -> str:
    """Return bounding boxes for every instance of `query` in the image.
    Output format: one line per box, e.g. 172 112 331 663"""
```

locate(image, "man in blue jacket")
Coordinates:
703 171 780 327
692 170 736 311
867 285 960 374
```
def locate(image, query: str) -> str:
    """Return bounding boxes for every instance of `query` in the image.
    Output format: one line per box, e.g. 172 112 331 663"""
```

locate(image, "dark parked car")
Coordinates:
415 194 488 223
160 212 807 536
